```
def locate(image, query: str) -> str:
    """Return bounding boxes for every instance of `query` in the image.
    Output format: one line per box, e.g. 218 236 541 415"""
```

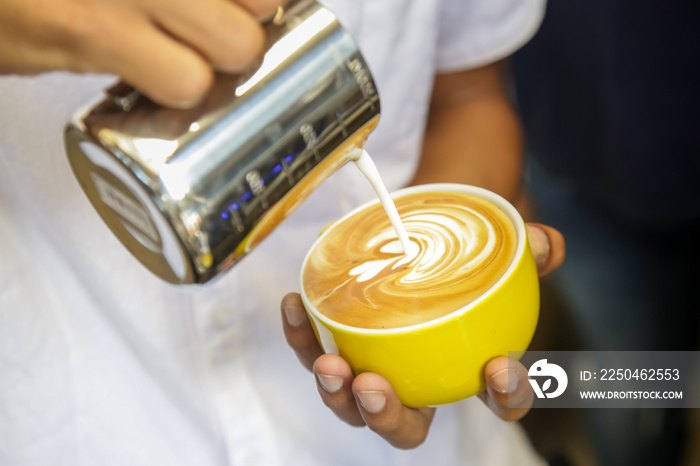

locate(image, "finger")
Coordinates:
0 1 68 74
150 0 265 73
115 25 214 108
525 223 566 277
234 0 288 20
313 355 366 427
281 292 323 372
77 12 214 108
478 356 533 422
352 372 436 449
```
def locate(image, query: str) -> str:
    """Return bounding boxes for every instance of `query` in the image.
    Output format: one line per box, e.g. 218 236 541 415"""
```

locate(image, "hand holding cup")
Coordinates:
282 183 565 447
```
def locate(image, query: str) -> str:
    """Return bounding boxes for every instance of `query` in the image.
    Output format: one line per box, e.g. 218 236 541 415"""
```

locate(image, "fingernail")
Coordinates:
317 374 343 393
527 225 550 269
356 391 386 413
170 95 205 110
284 303 306 327
489 368 519 394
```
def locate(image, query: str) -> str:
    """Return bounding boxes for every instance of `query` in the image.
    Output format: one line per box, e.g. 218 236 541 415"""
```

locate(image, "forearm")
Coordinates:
410 60 524 205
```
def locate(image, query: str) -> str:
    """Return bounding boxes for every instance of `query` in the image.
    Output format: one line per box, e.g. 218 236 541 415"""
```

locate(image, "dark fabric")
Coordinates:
513 0 700 228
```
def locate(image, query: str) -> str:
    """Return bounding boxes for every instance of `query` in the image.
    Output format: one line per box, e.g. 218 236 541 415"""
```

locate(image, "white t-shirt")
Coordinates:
0 1 546 465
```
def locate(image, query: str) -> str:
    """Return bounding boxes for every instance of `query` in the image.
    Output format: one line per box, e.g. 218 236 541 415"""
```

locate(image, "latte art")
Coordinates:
302 192 517 329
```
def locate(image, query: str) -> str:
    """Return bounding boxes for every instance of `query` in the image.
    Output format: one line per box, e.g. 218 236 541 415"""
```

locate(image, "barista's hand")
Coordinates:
0 0 287 107
281 223 565 448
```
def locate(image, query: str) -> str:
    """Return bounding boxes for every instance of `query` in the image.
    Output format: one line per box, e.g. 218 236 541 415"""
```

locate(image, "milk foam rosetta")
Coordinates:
302 191 518 329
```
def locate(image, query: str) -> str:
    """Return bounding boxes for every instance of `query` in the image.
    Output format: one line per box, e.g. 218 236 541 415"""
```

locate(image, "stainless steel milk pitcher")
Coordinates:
64 0 380 284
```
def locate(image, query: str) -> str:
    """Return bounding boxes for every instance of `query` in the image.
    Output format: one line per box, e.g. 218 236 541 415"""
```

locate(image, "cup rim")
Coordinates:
300 183 527 335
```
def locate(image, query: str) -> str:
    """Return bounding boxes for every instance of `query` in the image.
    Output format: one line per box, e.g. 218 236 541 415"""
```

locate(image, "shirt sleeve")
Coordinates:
437 0 546 72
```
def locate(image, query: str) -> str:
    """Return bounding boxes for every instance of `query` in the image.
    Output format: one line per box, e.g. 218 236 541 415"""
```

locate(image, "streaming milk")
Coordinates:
352 150 415 255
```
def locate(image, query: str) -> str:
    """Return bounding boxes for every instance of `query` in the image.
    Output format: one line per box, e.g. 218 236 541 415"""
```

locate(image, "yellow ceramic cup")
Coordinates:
300 183 539 408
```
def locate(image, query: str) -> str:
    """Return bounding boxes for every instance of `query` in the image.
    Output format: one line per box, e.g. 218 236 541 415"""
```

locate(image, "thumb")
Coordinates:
525 223 565 277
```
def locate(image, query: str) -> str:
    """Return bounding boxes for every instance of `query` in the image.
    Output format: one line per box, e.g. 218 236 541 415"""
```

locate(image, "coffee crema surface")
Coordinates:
302 191 518 329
